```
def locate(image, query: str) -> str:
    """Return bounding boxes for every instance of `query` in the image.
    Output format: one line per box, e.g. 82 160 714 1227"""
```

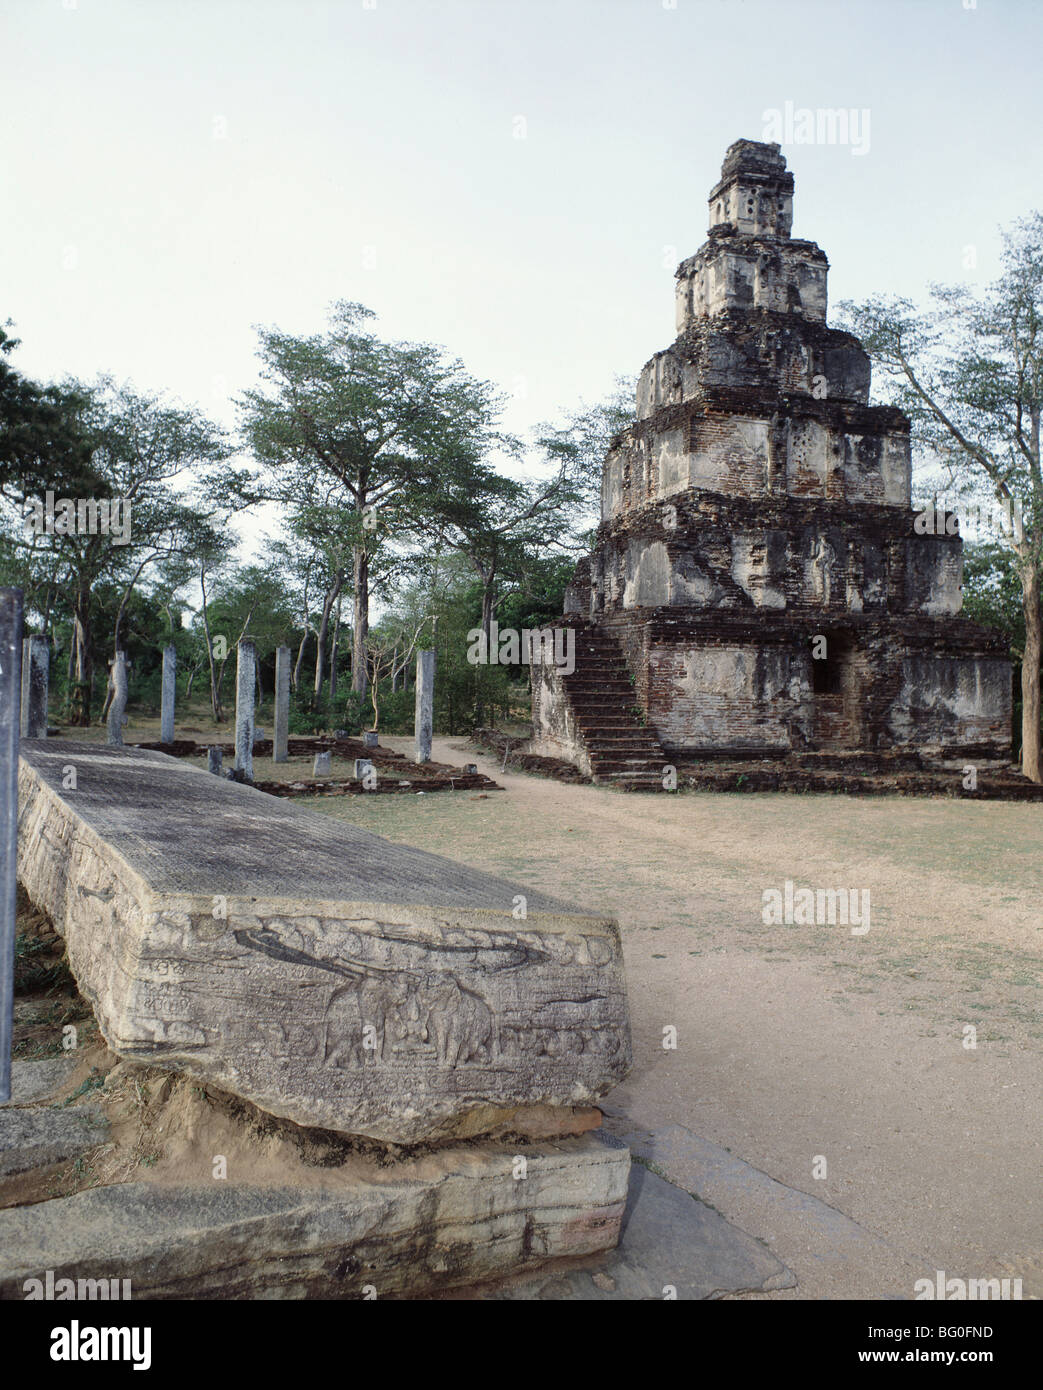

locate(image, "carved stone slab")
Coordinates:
17 743 631 1143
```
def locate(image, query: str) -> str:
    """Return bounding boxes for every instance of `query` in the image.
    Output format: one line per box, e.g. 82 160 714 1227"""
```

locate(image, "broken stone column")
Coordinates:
234 641 256 782
160 644 176 744
414 649 434 765
19 635 48 740
16 741 631 1145
207 747 223 776
106 651 128 747
273 646 290 764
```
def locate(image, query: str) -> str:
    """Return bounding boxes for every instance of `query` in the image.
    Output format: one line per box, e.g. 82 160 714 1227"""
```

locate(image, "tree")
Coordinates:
362 614 433 733
535 374 637 516
839 214 1043 782
0 376 232 721
238 301 505 696
0 324 98 500
193 558 296 722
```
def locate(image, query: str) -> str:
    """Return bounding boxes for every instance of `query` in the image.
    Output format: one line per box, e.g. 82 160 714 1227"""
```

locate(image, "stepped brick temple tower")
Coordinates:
529 140 1012 788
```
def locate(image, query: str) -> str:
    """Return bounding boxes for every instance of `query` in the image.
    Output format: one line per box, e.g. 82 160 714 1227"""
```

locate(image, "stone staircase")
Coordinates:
561 623 668 791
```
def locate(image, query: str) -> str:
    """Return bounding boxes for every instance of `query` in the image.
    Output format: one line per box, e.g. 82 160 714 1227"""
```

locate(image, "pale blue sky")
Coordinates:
3 0 1040 493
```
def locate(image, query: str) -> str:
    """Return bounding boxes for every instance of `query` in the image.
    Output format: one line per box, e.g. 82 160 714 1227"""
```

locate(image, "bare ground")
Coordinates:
299 734 1043 1301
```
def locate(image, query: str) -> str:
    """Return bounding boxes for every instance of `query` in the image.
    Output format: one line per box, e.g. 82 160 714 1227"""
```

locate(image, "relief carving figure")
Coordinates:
845 541 865 612
810 535 835 607
323 985 365 1069
323 971 495 1068
422 975 495 1066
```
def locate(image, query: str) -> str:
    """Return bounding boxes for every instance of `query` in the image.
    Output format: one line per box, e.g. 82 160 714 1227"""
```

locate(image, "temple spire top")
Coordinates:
708 139 794 239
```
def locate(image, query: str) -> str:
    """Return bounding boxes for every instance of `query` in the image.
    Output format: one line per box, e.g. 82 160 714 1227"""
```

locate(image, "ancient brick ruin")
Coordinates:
531 140 1012 787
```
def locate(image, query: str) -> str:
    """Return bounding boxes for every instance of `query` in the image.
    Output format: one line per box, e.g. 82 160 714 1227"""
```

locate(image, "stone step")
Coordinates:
564 682 635 696
570 705 643 717
578 726 660 738
552 621 668 789
0 1135 631 1300
584 741 664 754
584 739 656 750
589 761 664 773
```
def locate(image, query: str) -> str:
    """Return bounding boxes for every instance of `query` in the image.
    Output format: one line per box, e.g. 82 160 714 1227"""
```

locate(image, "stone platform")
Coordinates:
17 742 631 1144
0 1132 630 1300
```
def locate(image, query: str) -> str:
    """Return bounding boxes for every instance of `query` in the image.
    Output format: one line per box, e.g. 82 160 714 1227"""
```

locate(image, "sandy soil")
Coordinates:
297 734 1043 1300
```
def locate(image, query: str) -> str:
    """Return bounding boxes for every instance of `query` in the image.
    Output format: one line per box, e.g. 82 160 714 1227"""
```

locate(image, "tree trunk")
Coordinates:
69 581 93 726
313 571 345 706
328 590 343 704
351 546 369 695
1021 562 1041 782
481 582 495 644
475 577 497 728
100 673 115 723
293 628 309 693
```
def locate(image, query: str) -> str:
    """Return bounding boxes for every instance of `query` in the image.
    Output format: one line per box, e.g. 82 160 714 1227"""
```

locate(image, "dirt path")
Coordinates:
307 736 1043 1300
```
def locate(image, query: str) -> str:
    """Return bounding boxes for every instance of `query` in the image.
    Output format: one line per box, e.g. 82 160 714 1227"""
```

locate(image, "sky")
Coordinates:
3 0 1042 556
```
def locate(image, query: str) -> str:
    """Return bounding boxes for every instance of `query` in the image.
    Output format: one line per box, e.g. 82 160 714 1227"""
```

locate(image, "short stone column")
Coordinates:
273 646 290 764
234 641 256 782
414 650 434 765
207 747 223 776
160 644 176 744
362 730 379 749
20 635 49 739
107 652 128 747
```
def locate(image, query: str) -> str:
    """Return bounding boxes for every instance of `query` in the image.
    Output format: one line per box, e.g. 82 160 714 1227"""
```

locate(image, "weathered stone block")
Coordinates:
17 743 631 1144
0 1134 630 1299
0 1106 109 1179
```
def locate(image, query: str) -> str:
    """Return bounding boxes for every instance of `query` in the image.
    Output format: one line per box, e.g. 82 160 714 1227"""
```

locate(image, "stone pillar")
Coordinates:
414 649 434 765
234 641 256 782
20 635 49 739
107 651 128 747
273 646 290 764
207 747 223 776
160 644 176 744
362 730 379 749
0 589 23 1104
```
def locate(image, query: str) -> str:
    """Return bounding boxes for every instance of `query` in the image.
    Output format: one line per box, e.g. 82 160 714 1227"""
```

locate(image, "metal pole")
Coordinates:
0 589 24 1104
